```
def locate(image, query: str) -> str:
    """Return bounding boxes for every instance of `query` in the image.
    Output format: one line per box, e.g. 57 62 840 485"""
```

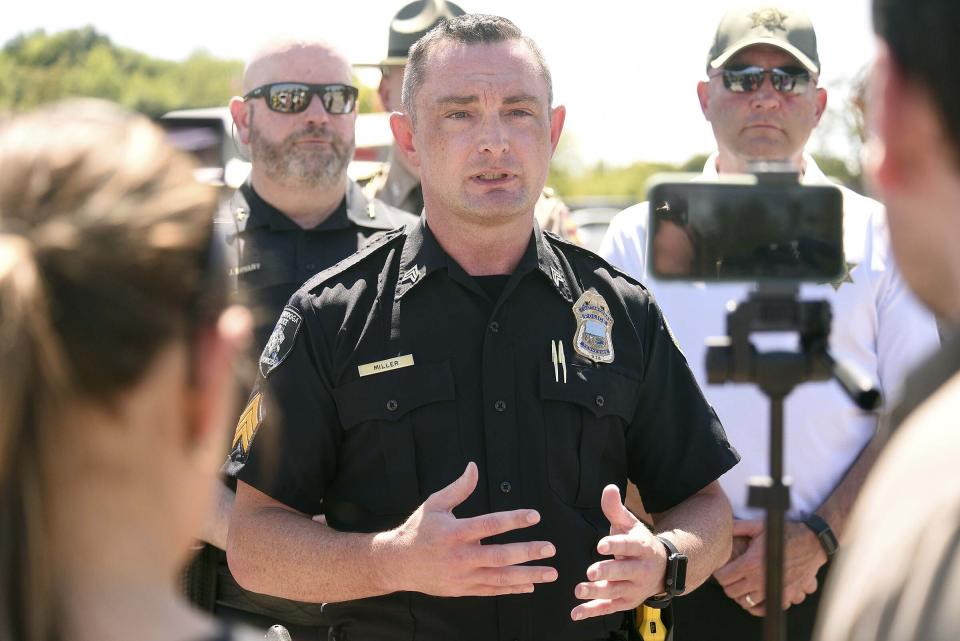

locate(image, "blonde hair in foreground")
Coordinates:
0 99 223 641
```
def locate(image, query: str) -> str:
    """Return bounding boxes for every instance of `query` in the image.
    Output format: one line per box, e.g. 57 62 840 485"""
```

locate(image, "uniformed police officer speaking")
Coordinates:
227 15 740 641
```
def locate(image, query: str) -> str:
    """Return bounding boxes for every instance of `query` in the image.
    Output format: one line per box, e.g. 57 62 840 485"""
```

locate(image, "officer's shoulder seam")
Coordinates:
300 226 407 295
543 231 647 290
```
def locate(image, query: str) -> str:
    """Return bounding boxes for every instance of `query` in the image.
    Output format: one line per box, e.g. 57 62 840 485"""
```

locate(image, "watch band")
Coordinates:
643 535 688 609
803 513 839 557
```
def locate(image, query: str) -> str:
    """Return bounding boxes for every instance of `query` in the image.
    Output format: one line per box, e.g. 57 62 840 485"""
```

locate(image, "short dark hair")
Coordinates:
401 14 553 125
874 0 960 157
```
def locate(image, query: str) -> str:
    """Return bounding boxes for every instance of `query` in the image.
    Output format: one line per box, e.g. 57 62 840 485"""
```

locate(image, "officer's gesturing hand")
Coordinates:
376 462 558 597
571 485 668 621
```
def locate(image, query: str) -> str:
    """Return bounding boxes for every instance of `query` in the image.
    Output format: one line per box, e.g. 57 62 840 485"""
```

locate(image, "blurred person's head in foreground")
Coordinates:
0 100 252 641
870 0 960 323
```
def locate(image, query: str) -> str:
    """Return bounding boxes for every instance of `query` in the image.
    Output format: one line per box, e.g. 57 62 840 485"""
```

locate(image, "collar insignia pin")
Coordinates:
399 265 421 286
551 266 565 289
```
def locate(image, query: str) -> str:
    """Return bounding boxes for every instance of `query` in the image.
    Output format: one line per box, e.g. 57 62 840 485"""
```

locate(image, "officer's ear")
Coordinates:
696 81 711 121
390 111 420 168
813 86 828 123
549 105 566 154
229 97 253 146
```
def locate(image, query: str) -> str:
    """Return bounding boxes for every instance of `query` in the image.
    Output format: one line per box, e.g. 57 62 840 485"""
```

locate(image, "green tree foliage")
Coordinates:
1 27 242 117
550 159 679 202
550 148 863 201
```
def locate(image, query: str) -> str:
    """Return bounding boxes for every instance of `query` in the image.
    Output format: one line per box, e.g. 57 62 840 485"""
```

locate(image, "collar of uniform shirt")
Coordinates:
241 180 351 233
701 151 831 186
394 217 575 305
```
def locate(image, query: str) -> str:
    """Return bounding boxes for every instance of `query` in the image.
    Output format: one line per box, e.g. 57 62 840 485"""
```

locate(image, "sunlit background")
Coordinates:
2 0 876 199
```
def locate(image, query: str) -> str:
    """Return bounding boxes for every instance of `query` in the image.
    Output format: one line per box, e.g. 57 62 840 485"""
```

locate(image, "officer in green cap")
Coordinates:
601 4 940 641
356 0 573 237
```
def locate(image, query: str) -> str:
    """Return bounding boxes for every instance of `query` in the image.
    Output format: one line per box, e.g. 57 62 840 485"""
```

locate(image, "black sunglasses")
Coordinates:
714 66 813 96
243 82 359 115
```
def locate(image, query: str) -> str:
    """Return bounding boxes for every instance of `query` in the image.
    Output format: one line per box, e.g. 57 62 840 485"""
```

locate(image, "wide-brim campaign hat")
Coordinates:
706 4 820 74
355 0 466 68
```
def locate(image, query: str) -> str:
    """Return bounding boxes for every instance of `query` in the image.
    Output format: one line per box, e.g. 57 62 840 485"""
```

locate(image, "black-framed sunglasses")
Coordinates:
243 82 359 115
713 66 813 95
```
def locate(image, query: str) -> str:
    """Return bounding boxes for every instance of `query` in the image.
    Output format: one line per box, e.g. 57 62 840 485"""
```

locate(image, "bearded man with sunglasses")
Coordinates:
190 40 415 640
600 6 939 640
227 40 416 351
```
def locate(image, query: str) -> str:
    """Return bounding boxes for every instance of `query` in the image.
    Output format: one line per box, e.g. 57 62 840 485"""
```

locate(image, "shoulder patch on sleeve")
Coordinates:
232 391 264 458
259 306 303 378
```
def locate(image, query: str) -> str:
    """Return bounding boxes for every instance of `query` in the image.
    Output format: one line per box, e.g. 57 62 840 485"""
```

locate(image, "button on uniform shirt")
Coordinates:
232 219 740 641
225 178 417 349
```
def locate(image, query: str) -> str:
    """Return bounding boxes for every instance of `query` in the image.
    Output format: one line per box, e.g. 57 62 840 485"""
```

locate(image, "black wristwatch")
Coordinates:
643 535 687 609
803 513 839 557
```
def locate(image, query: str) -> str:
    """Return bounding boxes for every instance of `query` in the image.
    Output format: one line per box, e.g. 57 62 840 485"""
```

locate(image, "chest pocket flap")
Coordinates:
334 360 454 428
331 360 455 518
539 360 639 422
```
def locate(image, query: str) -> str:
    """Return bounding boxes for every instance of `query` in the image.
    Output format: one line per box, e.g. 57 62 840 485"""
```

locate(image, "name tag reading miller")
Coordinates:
358 354 415 377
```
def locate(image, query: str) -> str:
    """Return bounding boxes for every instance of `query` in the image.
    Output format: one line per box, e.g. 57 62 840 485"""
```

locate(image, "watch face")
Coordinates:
819 530 839 556
674 554 688 595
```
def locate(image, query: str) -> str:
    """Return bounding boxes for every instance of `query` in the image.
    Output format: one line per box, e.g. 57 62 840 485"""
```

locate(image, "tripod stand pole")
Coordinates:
763 393 787 641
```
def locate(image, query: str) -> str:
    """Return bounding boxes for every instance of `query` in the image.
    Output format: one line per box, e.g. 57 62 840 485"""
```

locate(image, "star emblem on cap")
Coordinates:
830 261 857 291
750 8 789 32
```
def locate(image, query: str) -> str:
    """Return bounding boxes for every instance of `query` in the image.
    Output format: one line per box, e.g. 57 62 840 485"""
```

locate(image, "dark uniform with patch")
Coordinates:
230 218 739 641
192 178 415 638
225 177 417 349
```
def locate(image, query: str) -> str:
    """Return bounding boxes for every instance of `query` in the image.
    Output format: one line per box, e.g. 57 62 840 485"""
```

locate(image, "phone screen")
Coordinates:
647 181 844 282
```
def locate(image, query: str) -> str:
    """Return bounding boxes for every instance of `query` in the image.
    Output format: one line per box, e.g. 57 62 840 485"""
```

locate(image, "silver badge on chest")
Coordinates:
572 290 614 363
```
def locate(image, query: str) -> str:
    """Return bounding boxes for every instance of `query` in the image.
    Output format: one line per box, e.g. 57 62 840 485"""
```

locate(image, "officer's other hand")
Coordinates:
571 484 667 621
379 461 558 597
713 519 824 616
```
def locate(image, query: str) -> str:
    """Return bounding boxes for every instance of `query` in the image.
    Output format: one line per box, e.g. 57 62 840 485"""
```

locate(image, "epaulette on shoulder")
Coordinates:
542 230 648 290
299 225 408 296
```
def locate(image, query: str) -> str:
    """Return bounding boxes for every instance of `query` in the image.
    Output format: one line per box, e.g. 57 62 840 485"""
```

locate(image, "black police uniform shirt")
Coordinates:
231 218 739 641
210 179 415 627
224 177 418 349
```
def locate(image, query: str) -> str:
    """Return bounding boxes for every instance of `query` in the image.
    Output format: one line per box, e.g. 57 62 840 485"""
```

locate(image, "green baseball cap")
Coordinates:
706 5 820 74
356 0 466 68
